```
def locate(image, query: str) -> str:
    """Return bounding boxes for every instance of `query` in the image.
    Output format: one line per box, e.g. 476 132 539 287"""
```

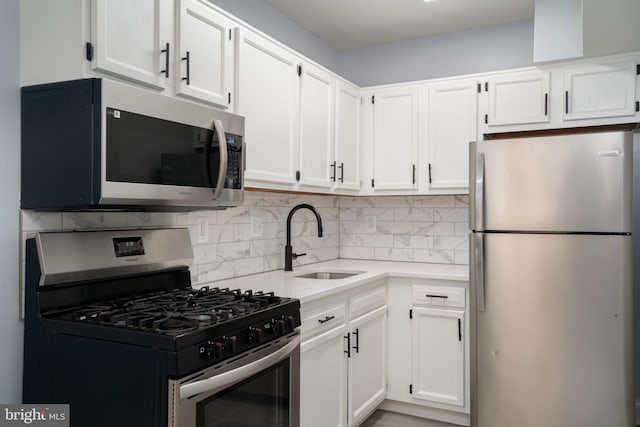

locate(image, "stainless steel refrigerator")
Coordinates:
469 131 635 427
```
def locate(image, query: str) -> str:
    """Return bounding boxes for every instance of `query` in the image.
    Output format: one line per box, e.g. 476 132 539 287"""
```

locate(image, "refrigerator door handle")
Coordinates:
475 233 485 312
475 151 485 231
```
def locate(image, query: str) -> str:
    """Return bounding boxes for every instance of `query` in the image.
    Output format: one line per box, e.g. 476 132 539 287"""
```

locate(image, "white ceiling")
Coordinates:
263 0 535 50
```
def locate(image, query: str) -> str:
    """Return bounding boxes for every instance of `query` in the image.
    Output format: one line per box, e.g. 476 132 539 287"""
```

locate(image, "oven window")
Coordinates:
196 359 291 427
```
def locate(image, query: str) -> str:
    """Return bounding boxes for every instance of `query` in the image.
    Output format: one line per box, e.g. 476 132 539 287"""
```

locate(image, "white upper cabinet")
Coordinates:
335 81 361 191
298 62 336 190
562 60 637 120
372 88 419 191
485 71 551 126
426 79 478 191
24 0 237 108
175 0 234 109
91 0 170 90
236 28 300 188
236 27 361 194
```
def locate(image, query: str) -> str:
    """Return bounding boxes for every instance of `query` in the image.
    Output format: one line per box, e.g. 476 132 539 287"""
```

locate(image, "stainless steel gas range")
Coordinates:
22 228 300 427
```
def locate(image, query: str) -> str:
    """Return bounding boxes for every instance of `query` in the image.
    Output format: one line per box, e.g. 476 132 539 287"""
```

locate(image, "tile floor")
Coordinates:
361 410 459 427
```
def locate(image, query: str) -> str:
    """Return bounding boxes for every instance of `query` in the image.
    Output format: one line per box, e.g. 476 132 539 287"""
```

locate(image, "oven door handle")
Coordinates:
210 118 228 200
179 335 300 400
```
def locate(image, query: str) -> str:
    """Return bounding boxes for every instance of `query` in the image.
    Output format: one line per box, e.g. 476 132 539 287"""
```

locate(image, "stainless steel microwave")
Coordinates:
21 78 244 211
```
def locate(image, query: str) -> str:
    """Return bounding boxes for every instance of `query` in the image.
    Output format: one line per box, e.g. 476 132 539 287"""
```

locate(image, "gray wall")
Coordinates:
0 0 22 404
208 1 535 87
207 0 340 73
338 19 535 86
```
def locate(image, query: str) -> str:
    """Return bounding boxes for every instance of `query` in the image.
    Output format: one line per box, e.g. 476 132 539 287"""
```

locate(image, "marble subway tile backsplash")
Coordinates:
339 195 469 265
20 192 469 290
20 191 341 286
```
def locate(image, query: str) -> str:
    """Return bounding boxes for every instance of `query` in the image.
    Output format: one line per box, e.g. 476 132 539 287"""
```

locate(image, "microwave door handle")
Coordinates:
211 118 228 200
179 335 300 399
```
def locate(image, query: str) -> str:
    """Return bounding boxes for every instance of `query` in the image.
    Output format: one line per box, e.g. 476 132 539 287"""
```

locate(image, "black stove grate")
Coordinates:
45 286 286 336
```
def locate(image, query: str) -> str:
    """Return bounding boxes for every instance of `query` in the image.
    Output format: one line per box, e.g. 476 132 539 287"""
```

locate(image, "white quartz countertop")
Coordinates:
198 259 469 304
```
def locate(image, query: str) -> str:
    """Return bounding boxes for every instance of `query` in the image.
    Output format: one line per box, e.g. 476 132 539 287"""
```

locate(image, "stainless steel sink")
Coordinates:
294 270 364 280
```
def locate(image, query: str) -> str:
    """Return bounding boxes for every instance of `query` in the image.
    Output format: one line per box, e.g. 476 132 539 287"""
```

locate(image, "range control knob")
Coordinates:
214 340 225 358
199 344 214 360
269 318 283 335
226 336 238 354
285 315 296 331
199 339 217 360
247 327 263 344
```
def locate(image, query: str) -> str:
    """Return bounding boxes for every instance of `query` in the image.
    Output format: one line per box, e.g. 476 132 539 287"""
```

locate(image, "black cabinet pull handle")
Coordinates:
352 328 359 353
428 163 432 184
338 162 344 183
565 90 569 114
426 294 448 299
458 318 462 341
344 333 351 358
318 315 335 324
181 51 190 85
330 161 336 182
544 93 548 116
412 164 416 184
161 42 170 78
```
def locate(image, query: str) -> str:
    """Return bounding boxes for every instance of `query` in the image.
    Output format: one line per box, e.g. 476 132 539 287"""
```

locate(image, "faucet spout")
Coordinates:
284 204 323 271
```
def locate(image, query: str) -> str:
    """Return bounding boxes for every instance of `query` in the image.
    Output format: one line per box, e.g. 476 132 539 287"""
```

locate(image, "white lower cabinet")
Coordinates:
348 305 387 426
411 307 465 407
300 283 387 427
301 324 348 427
386 278 470 426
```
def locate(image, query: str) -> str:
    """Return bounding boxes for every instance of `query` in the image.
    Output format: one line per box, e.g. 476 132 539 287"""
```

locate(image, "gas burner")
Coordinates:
150 316 199 334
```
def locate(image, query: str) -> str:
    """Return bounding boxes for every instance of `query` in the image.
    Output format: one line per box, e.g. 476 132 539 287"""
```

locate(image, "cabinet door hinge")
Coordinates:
477 83 481 93
409 309 413 319
371 178 375 188
85 42 94 61
297 64 302 76
409 384 413 394
371 95 375 104
636 101 639 112
484 114 488 124
296 171 301 181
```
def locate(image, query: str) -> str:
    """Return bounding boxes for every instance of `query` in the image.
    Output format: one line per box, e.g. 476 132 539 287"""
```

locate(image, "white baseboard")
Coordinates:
636 398 640 425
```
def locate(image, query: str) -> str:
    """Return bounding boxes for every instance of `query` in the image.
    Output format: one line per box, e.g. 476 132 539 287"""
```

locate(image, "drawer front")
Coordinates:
301 303 346 339
349 284 387 319
413 285 465 308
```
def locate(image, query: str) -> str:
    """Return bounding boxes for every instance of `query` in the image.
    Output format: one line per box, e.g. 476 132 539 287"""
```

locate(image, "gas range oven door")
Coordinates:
169 333 300 427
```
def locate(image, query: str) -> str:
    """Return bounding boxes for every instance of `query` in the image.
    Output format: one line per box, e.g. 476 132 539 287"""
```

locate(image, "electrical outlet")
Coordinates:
196 217 209 243
365 215 377 233
251 214 264 238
